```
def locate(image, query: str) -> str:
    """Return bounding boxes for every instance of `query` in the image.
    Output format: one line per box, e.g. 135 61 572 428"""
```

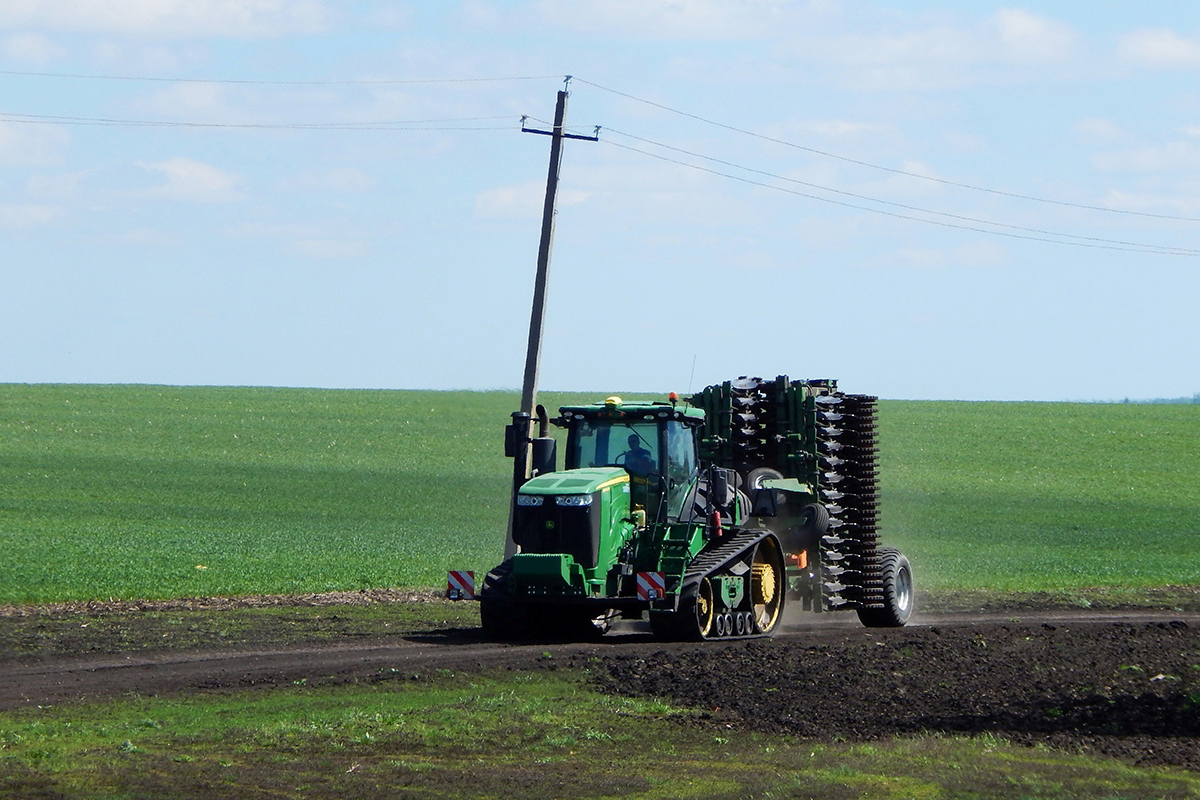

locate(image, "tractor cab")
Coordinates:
558 396 705 523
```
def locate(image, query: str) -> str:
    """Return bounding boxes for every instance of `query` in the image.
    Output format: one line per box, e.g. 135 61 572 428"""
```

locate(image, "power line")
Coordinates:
0 111 515 131
0 69 559 86
574 77 1200 224
600 137 1199 257
9 68 1198 224
600 128 1200 257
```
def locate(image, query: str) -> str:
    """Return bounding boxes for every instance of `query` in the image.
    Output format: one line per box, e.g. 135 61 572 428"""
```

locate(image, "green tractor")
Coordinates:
478 376 913 641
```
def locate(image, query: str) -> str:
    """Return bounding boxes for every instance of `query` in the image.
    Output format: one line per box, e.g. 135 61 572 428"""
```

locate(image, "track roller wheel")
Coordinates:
696 577 715 638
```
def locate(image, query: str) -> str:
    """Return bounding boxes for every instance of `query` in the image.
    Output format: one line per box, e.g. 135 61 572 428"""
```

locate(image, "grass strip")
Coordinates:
1 669 1198 799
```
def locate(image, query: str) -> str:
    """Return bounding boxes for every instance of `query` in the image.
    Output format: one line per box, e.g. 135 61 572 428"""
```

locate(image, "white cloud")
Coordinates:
105 228 175 246
1100 188 1200 216
288 238 368 259
528 0 797 40
135 82 233 119
27 170 91 201
475 182 539 219
137 157 241 202
0 203 61 228
232 221 368 258
1092 141 1200 173
1117 28 1200 69
989 8 1078 64
1075 117 1125 141
0 0 329 38
475 181 588 219
768 119 897 140
285 168 376 194
0 120 69 168
791 8 1080 90
894 240 1006 270
0 32 65 63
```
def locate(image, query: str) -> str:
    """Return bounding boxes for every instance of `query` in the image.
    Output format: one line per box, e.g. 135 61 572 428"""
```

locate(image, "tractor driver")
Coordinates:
620 433 654 475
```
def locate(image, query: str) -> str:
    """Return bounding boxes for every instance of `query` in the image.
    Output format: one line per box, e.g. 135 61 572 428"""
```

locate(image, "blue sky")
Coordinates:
2 1 1198 401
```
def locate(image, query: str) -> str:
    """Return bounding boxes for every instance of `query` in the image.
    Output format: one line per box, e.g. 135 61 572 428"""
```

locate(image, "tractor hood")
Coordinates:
519 467 629 496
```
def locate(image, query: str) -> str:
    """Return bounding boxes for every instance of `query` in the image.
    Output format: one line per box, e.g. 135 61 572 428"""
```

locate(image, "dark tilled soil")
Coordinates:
593 618 1200 770
2 596 1198 772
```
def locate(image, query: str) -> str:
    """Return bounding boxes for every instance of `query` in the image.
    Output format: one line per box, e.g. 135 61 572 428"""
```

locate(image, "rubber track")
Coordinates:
668 528 779 640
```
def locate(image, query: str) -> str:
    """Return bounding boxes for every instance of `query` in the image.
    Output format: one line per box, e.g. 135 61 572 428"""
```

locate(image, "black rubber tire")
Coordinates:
541 607 611 641
856 547 914 628
478 560 532 640
800 502 830 535
744 467 784 491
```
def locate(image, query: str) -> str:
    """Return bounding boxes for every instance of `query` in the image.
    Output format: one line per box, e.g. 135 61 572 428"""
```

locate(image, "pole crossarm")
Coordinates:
521 118 600 141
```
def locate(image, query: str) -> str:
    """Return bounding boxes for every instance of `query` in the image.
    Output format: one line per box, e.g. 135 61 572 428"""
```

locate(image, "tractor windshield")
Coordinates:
567 417 700 522
572 420 659 475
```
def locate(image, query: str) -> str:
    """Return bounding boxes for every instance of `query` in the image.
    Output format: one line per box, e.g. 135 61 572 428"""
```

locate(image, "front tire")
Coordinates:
479 560 532 639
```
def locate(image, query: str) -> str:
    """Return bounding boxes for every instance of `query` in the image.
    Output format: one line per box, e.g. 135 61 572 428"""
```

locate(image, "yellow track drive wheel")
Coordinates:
750 537 785 635
696 577 715 638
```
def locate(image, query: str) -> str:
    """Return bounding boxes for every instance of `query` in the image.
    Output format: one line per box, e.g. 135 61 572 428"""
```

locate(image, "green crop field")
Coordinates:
881 401 1200 591
1 385 1197 604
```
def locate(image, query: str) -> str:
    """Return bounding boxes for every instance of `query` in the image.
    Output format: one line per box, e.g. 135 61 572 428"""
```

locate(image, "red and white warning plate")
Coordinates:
636 571 665 601
446 570 475 600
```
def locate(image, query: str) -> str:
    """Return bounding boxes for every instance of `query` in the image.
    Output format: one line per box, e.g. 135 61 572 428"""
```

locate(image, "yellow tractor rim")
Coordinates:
752 562 776 605
696 577 714 637
750 540 784 633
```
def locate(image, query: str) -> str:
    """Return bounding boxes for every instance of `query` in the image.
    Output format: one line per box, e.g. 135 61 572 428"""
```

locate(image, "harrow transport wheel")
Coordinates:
744 467 784 492
750 536 786 635
799 502 830 535
856 547 913 628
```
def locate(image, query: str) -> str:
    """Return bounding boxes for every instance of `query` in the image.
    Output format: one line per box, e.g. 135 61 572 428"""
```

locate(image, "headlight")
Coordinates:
516 495 544 506
556 494 593 507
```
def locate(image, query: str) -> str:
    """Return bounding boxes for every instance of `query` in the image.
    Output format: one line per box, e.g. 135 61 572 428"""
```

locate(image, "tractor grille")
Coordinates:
513 492 602 569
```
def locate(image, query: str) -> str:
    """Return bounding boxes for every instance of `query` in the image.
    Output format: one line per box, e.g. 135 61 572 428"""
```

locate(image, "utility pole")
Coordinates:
505 77 598 558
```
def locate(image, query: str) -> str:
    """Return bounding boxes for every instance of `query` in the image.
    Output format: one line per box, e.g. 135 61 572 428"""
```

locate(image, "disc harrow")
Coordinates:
818 393 882 611
677 375 904 624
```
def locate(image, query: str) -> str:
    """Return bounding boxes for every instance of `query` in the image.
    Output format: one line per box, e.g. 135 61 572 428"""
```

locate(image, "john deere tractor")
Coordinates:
478 376 913 641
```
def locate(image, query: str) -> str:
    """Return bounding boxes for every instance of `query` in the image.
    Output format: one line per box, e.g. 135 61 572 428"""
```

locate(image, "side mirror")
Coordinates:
710 467 735 507
531 437 557 476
